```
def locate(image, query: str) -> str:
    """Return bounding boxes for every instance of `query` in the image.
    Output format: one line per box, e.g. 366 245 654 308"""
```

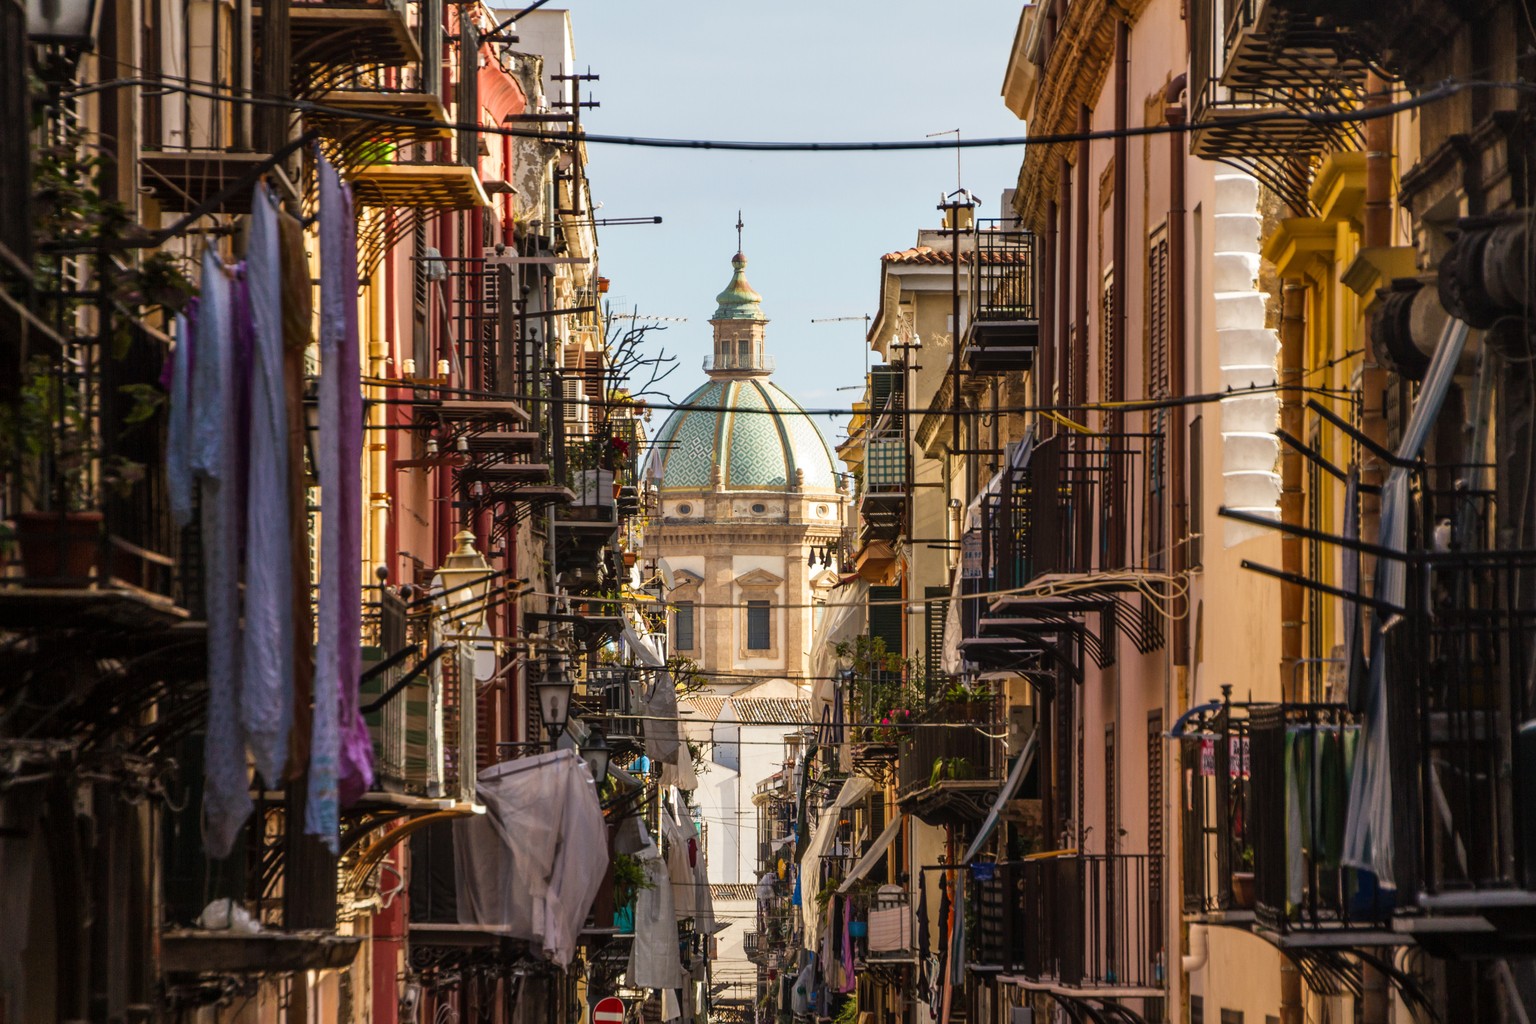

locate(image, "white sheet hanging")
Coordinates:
838 814 904 893
799 776 873 947
1342 318 1470 889
627 823 684 990
453 749 608 966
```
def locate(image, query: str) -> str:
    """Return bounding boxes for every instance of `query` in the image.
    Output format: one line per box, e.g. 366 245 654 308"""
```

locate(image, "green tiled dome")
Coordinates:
646 378 838 493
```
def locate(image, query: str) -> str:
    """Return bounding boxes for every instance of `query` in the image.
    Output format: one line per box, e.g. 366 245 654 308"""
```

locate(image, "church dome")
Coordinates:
645 242 837 494
645 377 838 493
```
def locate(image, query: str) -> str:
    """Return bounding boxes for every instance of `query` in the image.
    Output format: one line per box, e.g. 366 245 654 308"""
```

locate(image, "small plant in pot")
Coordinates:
0 357 147 584
1230 844 1256 910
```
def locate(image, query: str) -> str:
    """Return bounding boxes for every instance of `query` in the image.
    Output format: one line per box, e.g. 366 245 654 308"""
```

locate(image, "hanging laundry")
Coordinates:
627 820 684 988
277 205 315 780
241 182 293 790
307 152 373 849
192 246 252 859
165 303 197 529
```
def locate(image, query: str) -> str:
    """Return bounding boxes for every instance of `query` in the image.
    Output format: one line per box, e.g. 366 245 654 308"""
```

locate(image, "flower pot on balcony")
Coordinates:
14 510 103 584
1230 871 1255 910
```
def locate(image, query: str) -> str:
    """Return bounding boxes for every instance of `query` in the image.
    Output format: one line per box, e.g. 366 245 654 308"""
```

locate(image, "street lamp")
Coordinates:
580 726 610 782
535 654 575 742
437 529 493 633
27 0 101 47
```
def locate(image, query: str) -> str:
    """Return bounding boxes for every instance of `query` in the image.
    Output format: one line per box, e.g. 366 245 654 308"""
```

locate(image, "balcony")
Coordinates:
858 434 907 542
1007 853 1164 996
897 700 1001 825
278 0 421 68
359 589 478 807
139 64 276 213
1187 0 1368 213
1179 702 1253 925
702 352 775 374
961 433 1163 674
1247 703 1397 945
964 222 1039 374
1399 549 1536 954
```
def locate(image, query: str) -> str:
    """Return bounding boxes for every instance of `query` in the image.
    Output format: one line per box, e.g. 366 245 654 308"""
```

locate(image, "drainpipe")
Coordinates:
1277 280 1306 1024
1181 923 1209 975
1279 279 1305 704
1058 161 1073 414
1165 74 1189 666
1359 70 1394 1024
1111 18 1128 567
1042 198 1056 436
1074 105 1090 412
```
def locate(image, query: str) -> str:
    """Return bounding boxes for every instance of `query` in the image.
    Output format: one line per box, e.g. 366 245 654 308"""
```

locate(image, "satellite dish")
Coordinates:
657 557 677 591
472 620 498 683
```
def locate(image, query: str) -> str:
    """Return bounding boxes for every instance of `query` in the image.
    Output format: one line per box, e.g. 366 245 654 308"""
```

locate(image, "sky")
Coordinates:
567 1 1029 449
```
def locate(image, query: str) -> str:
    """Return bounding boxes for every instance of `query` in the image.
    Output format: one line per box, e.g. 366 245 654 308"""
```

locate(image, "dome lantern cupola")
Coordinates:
708 216 772 376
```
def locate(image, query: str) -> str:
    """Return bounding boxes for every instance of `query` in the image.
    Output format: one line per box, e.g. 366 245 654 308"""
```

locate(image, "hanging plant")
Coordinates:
611 852 654 908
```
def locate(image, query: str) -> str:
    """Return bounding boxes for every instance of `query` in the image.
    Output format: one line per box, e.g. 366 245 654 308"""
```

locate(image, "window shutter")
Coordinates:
869 585 903 659
924 585 950 684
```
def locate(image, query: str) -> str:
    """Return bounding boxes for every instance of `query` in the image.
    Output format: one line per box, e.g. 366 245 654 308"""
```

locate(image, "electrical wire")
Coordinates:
54 76 1536 154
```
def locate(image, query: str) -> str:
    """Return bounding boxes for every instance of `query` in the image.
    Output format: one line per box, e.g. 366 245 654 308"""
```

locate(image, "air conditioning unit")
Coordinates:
563 377 589 434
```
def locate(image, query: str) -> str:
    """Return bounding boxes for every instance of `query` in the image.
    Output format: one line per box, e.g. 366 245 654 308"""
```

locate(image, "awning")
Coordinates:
838 814 904 893
800 776 873 947
962 725 1038 864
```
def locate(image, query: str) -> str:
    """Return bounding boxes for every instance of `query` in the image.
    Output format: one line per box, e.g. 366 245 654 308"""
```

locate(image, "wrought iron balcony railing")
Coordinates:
896 699 1001 800
964 220 1039 373
1248 702 1386 936
1010 853 1164 993
360 589 478 805
1180 703 1252 918
1186 0 1368 214
980 431 1159 592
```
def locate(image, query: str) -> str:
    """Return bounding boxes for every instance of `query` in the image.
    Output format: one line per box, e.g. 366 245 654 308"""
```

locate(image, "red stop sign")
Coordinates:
593 997 625 1024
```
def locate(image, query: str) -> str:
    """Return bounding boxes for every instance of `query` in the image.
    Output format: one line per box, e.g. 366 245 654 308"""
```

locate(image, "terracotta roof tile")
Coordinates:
881 245 1028 266
730 697 811 725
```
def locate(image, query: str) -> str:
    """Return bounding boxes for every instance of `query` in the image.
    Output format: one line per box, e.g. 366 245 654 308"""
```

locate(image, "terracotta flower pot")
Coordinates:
14 510 104 584
1230 871 1256 910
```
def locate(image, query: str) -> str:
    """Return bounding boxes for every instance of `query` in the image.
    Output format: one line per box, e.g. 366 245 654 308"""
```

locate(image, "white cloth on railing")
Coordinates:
454 749 608 966
867 885 912 953
627 822 684 989
1342 317 1470 890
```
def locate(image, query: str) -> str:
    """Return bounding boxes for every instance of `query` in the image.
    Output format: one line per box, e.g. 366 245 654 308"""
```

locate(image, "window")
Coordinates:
675 601 695 651
751 502 767 514
1190 996 1203 1024
1219 1012 1243 1024
676 502 692 516
735 568 782 659
746 601 770 650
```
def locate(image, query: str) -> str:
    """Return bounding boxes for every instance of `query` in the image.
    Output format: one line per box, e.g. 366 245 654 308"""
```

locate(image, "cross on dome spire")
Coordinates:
735 210 744 256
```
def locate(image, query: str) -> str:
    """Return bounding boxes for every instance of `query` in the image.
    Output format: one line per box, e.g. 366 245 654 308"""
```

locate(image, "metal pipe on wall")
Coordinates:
1164 73 1189 666
1074 105 1090 413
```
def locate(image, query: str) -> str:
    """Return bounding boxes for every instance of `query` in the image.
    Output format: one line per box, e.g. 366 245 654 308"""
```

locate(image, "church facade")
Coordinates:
640 247 850 1013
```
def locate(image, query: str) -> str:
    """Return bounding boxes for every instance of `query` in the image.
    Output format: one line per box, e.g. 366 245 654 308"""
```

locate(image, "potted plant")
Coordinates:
1231 844 1256 909
611 851 653 931
1 358 104 582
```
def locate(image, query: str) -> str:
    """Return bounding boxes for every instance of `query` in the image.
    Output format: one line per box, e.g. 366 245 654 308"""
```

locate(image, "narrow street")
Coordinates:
1 2 1534 1023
